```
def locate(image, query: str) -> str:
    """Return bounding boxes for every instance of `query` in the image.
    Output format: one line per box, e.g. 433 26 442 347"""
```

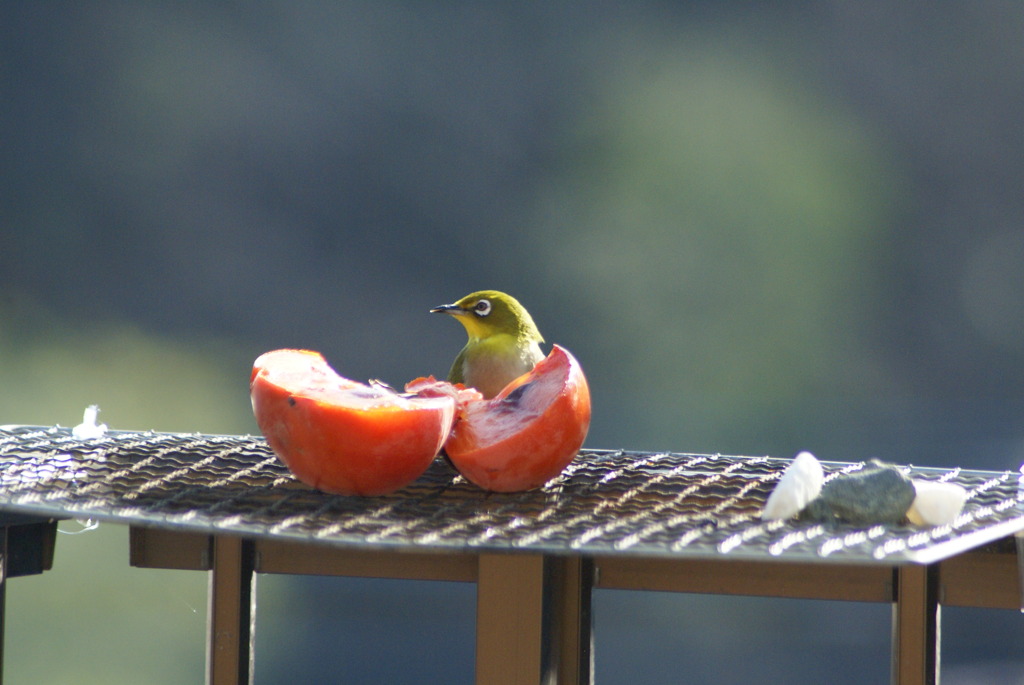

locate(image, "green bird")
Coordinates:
430 290 545 399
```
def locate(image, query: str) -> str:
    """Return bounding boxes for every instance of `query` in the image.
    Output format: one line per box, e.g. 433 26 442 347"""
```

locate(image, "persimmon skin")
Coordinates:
444 345 591 492
251 349 455 496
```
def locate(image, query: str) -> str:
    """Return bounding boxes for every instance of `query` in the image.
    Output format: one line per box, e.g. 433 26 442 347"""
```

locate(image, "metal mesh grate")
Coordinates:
1 425 1022 564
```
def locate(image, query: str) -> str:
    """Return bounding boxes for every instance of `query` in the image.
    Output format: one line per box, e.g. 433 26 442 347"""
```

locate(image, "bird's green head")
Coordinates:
430 290 544 342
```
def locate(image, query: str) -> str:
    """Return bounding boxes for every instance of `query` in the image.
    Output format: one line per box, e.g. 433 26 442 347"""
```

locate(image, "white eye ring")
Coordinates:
473 299 492 317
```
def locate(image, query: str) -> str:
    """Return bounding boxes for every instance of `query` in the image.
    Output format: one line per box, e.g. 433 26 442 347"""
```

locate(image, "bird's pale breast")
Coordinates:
463 338 544 399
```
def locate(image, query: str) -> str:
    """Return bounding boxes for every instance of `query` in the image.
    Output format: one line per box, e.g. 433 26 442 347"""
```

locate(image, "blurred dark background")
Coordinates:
3 2 1024 683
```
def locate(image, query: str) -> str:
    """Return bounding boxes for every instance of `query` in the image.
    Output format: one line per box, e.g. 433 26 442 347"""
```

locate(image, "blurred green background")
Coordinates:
4 2 1024 683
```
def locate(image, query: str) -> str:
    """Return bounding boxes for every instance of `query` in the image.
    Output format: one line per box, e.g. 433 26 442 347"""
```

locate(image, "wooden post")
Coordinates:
476 554 594 685
0 525 8 685
476 554 548 685
891 564 940 685
206 536 256 685
543 556 594 685
0 515 58 685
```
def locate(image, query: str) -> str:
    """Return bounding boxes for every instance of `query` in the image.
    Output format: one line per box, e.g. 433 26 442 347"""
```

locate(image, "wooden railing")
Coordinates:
1 425 1022 684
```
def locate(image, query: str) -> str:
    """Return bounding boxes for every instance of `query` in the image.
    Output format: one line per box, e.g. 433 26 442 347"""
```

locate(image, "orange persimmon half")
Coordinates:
444 344 591 492
250 349 456 496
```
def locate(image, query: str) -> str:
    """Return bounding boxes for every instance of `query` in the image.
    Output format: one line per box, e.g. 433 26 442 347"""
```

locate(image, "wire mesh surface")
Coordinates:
1 424 1022 565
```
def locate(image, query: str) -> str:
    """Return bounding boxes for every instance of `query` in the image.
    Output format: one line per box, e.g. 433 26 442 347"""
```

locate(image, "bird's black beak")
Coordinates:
430 303 464 315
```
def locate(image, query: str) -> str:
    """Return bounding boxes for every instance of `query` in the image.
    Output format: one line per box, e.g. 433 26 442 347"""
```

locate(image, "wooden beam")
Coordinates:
595 556 893 602
253 539 476 582
940 548 1019 609
130 527 211 571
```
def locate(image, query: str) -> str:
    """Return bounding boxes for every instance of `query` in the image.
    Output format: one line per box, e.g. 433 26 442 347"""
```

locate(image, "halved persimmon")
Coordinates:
250 349 455 496
444 344 591 492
